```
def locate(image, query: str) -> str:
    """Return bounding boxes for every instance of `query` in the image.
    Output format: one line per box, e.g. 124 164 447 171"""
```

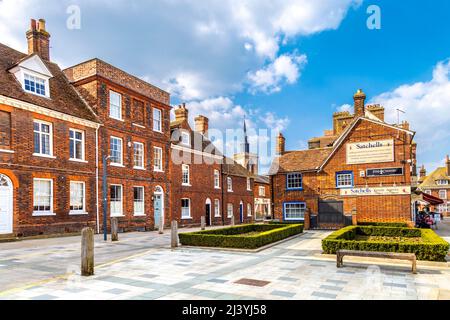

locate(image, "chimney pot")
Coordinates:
26 18 51 61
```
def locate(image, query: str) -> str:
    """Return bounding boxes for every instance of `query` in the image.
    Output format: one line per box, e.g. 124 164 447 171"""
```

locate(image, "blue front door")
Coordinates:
154 194 162 228
240 203 244 223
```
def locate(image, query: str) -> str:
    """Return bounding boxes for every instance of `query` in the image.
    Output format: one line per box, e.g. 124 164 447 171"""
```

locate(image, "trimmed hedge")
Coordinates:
322 226 449 262
358 222 409 228
179 224 304 249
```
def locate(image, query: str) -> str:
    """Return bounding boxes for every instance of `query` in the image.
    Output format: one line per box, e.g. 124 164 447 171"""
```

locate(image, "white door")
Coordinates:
0 175 13 234
154 186 164 229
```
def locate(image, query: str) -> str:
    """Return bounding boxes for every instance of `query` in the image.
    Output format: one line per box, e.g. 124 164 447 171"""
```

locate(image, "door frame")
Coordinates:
0 174 13 235
154 186 164 228
239 201 244 223
205 198 212 226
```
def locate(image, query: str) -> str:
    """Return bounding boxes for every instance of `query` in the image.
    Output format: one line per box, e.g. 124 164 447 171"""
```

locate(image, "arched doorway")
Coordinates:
153 186 164 229
0 174 13 234
239 201 244 223
205 198 212 226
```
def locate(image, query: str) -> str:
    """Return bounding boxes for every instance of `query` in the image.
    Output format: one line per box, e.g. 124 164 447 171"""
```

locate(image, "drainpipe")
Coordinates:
221 161 225 226
95 126 100 234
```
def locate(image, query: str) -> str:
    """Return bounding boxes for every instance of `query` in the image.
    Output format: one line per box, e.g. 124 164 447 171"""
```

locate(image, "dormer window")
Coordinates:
181 131 190 146
24 73 47 96
437 180 449 186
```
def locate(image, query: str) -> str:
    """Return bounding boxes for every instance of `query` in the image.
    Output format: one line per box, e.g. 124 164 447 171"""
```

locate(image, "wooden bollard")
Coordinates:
201 216 206 230
81 227 94 276
171 220 178 248
159 214 164 234
111 217 119 242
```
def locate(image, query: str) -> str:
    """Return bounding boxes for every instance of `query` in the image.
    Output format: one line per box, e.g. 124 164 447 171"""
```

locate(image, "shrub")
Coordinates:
358 222 409 228
322 226 449 262
179 224 304 249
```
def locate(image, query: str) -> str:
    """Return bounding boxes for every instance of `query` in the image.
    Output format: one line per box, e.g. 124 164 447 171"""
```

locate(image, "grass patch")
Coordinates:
179 223 304 249
322 226 449 262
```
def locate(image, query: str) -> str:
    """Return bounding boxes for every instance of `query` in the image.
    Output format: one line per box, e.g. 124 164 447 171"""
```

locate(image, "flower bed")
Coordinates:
322 226 449 262
179 224 304 249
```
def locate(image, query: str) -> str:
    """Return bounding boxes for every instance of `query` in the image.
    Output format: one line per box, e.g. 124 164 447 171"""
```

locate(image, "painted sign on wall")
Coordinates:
366 167 404 177
346 139 394 165
340 186 411 197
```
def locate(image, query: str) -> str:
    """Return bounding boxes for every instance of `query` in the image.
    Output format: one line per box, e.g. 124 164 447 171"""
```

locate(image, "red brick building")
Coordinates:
64 59 172 233
269 90 416 229
170 105 254 227
254 176 272 221
0 19 101 237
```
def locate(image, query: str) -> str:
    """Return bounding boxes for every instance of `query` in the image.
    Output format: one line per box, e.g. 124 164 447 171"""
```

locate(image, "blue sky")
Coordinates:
1 0 450 174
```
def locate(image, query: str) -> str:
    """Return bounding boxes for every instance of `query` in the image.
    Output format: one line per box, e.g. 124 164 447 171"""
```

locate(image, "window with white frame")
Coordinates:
214 170 220 189
214 199 220 217
110 137 123 165
154 147 163 171
70 181 85 214
33 120 52 156
247 178 251 191
153 108 162 132
133 186 145 216
33 179 53 214
439 190 448 200
109 91 122 120
227 177 233 192
437 180 449 186
284 202 306 221
182 164 190 185
336 171 354 188
24 73 46 96
181 131 190 146
133 142 145 169
227 203 233 218
437 203 448 214
110 185 123 217
247 203 252 217
424 190 432 195
259 186 266 197
181 199 191 219
286 173 302 190
69 129 85 161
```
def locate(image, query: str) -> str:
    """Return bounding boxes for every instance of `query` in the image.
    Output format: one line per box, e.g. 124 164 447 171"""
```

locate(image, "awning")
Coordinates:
412 191 444 206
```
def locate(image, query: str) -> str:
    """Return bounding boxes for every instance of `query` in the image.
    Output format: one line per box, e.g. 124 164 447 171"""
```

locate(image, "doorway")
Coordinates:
205 198 212 226
154 186 164 229
0 174 13 235
239 201 244 223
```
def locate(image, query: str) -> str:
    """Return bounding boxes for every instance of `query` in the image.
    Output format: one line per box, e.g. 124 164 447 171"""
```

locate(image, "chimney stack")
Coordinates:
26 19 51 61
276 133 286 156
353 89 366 117
401 121 410 131
174 103 188 123
419 165 427 179
195 115 209 137
446 155 450 176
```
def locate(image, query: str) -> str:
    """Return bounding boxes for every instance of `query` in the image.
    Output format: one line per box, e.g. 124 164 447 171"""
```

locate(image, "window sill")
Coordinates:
214 187 221 190
133 214 146 217
228 190 233 193
69 211 89 216
110 117 124 122
286 188 303 192
132 123 146 129
0 149 14 154
182 184 192 187
181 217 192 220
153 129 164 134
214 215 221 218
154 169 165 173
33 153 56 159
111 214 125 218
70 159 88 164
110 163 125 168
33 212 56 217
336 186 354 190
134 167 146 171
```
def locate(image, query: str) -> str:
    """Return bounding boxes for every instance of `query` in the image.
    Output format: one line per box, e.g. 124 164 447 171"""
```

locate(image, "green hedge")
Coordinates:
179 224 304 249
358 222 409 228
322 226 449 262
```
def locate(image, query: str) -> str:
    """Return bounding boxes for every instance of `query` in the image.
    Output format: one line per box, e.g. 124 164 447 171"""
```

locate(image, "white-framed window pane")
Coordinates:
34 121 52 155
287 173 302 189
154 147 163 171
25 74 46 96
181 199 190 218
153 108 162 132
181 132 190 146
110 137 122 164
227 177 233 191
69 129 84 160
215 199 220 217
337 173 353 188
439 190 447 200
110 185 123 216
133 142 144 168
33 179 52 212
182 165 190 185
227 203 233 218
109 91 122 120
259 186 265 197
70 182 85 212
284 203 306 220
247 178 251 191
247 203 252 217
133 187 145 215
214 170 220 188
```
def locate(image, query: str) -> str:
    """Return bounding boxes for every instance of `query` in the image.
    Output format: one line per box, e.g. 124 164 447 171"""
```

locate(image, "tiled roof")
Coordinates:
222 157 255 178
0 43 99 123
419 167 450 189
255 175 270 184
268 148 332 175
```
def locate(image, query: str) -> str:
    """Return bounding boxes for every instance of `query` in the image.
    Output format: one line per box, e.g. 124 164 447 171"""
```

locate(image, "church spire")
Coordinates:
242 118 250 154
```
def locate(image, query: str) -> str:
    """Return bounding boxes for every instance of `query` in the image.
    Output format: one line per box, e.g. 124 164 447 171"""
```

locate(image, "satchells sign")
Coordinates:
340 186 411 197
346 139 394 165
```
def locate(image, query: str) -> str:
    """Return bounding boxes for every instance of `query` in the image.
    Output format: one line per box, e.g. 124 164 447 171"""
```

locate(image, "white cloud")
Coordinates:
337 104 352 112
371 59 450 161
248 53 307 94
260 112 290 132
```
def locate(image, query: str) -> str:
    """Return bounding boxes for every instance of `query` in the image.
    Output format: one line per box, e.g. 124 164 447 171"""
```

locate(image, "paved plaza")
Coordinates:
0 224 449 300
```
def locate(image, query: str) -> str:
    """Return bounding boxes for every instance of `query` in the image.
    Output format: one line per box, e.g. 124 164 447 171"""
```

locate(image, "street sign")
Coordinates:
366 167 404 177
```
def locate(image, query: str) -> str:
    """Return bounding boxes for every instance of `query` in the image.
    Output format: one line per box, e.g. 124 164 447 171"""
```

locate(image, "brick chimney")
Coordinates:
446 155 450 176
276 133 286 156
419 165 427 179
195 115 209 137
353 89 366 117
26 19 51 61
401 121 410 130
174 103 188 123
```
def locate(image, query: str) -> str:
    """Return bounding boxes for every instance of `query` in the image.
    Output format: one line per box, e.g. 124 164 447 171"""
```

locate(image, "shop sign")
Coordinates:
366 167 404 177
340 186 411 196
346 139 394 165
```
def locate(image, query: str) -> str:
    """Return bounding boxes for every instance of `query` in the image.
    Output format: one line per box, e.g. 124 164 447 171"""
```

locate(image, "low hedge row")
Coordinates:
179 224 304 249
322 226 449 262
358 222 409 228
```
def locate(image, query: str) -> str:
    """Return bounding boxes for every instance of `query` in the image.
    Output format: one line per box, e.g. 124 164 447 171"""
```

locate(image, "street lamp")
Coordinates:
102 155 111 241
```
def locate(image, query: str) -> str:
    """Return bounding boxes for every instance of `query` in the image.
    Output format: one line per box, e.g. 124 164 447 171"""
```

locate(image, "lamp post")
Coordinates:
102 155 111 241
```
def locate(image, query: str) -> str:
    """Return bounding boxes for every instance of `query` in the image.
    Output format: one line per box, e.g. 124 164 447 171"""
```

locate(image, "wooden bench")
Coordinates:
337 250 417 274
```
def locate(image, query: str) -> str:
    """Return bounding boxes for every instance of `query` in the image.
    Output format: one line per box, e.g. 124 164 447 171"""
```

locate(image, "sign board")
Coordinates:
366 167 404 177
340 186 411 197
346 139 394 165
